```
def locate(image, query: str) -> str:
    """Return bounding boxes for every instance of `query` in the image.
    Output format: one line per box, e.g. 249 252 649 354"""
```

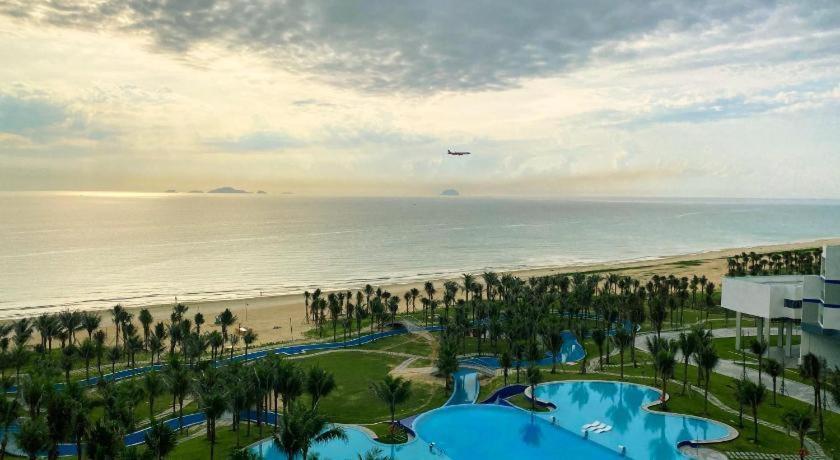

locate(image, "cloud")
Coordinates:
205 124 437 153
6 1 837 94
205 131 302 152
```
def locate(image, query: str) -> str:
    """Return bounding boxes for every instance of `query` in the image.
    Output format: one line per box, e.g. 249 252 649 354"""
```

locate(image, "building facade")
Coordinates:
721 245 840 368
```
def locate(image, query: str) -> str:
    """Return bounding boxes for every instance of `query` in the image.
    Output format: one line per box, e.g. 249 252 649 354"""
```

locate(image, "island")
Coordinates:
257 190 267 194
440 188 460 196
208 186 249 194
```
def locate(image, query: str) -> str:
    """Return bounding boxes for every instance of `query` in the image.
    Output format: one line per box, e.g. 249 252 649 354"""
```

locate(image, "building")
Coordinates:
721 245 840 367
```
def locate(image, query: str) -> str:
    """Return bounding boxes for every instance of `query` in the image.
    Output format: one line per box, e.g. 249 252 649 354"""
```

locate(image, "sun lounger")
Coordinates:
593 425 612 433
581 420 601 430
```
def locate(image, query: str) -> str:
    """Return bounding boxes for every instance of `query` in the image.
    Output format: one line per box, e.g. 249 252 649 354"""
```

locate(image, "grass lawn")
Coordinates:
168 350 449 459
292 351 448 424
408 358 433 368
711 336 800 364
169 426 267 459
357 333 435 356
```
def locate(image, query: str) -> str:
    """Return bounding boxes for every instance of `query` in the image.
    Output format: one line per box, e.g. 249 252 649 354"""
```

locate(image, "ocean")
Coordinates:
1 192 839 318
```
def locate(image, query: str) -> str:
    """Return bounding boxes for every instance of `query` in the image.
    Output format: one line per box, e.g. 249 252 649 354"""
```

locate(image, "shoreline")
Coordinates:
7 237 840 346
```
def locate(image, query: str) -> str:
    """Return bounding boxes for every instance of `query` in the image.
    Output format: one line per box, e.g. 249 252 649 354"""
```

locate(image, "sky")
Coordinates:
0 1 839 198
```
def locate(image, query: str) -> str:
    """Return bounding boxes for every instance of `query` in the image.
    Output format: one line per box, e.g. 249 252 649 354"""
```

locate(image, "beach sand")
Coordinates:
82 237 836 348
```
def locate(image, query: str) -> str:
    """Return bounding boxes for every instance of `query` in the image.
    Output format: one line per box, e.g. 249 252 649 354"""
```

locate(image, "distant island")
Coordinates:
440 189 460 196
208 186 249 194
257 190 267 194
188 190 203 194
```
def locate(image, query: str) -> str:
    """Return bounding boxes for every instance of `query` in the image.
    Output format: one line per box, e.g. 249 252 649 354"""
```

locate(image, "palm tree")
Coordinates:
276 361 304 419
143 421 176 460
16 417 48 460
138 309 153 350
143 371 167 421
500 350 512 385
229 334 239 360
592 329 606 370
303 291 311 324
79 312 100 340
218 308 237 348
763 358 782 406
526 365 542 410
695 345 719 414
613 328 632 380
782 409 813 452
0 396 21 460
409 288 420 312
655 348 676 410
193 312 205 335
149 334 164 365
750 339 768 384
799 352 824 439
369 375 412 429
436 338 459 390
78 338 95 382
168 366 192 431
111 304 124 348
274 402 346 460
93 330 106 375
108 345 122 375
545 321 563 374
328 295 342 341
677 331 698 394
61 344 76 383
200 388 228 460
740 380 766 443
306 367 335 409
243 329 257 360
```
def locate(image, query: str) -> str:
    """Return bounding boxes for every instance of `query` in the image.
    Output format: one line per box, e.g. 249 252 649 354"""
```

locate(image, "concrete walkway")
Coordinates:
634 329 838 413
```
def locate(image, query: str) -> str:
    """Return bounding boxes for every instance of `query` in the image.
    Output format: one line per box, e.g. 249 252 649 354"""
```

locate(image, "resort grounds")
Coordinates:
0 240 838 459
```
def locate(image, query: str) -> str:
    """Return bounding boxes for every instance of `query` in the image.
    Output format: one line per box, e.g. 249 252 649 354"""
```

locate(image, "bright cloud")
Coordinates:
0 1 838 197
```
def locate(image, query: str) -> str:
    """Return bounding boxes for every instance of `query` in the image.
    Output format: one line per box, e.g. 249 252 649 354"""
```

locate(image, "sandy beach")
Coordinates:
82 237 837 347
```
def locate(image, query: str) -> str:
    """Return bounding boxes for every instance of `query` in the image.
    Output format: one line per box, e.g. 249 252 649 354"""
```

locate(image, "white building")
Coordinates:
721 245 840 367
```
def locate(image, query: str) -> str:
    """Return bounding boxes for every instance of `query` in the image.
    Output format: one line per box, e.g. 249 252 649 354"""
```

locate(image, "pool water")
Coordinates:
459 331 585 370
532 381 733 459
250 405 619 460
250 380 733 460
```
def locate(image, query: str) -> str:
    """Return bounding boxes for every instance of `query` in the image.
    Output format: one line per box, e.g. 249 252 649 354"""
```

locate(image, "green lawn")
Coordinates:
169 426 267 459
711 336 800 364
291 351 448 425
357 333 435 356
167 350 448 459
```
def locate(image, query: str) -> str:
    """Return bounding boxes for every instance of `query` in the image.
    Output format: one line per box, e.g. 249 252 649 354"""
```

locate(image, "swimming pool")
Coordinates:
250 404 620 459
249 379 735 460
531 381 736 459
459 330 585 370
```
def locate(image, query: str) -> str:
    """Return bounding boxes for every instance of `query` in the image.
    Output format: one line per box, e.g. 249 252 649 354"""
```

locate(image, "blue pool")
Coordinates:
250 405 619 460
459 330 585 370
249 379 734 459
532 381 735 459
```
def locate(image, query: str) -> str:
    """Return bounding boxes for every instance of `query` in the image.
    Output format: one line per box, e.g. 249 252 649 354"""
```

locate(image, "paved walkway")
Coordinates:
634 329 838 413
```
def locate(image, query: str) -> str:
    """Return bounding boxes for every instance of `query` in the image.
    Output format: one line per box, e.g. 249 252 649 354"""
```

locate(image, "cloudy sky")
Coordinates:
1 1 838 197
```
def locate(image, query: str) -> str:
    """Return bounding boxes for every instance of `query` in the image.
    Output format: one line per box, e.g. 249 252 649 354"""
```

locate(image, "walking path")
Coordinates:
634 329 838 413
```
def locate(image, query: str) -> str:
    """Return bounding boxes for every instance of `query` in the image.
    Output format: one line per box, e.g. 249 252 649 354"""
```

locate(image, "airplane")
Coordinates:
447 149 471 156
